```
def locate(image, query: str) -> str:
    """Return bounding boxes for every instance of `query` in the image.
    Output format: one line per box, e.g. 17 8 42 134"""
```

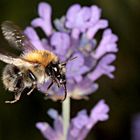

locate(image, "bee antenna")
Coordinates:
68 56 77 61
61 56 77 66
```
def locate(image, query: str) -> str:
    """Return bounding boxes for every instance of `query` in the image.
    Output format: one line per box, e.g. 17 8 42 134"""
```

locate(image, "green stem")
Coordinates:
62 96 70 140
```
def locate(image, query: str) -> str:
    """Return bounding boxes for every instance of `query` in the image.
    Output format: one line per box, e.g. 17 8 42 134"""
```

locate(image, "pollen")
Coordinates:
22 50 58 66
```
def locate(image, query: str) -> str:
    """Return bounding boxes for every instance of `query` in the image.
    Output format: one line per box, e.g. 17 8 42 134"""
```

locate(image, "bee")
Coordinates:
0 21 68 103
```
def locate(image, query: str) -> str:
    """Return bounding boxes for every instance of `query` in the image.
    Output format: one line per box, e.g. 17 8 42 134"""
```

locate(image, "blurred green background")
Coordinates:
0 0 139 140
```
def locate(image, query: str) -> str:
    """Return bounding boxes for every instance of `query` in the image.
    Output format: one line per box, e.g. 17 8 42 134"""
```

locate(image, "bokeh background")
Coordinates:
0 0 139 140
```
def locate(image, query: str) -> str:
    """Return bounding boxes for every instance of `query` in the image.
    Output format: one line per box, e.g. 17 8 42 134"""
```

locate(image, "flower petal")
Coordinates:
88 54 116 81
50 32 70 56
24 27 44 50
31 2 52 36
36 122 58 140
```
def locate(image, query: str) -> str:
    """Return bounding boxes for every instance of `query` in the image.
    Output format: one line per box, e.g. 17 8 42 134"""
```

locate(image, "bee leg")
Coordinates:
47 81 53 90
55 79 61 88
5 91 22 104
44 81 53 96
51 76 60 88
27 83 36 95
26 87 35 95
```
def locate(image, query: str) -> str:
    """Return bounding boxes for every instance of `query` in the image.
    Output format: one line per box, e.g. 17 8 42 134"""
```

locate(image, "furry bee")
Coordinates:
0 21 68 103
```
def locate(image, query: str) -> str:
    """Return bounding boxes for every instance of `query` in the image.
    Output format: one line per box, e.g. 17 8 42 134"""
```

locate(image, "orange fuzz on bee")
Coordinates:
22 50 58 66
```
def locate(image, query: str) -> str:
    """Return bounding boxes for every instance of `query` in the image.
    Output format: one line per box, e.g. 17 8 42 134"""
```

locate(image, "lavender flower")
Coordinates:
36 100 109 140
24 2 119 140
24 2 118 100
131 114 140 140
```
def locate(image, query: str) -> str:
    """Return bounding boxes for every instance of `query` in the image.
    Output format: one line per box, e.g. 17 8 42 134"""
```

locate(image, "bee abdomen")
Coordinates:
2 64 20 91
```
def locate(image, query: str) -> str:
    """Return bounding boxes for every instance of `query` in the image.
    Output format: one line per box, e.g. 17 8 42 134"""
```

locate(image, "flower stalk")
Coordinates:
62 96 70 140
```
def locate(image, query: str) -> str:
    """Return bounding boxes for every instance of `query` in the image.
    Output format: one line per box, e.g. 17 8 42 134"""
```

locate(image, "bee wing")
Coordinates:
1 21 35 52
0 53 35 67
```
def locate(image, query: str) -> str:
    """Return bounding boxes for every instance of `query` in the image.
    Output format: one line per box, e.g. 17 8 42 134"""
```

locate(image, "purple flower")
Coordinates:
131 114 140 140
36 109 63 140
36 100 109 140
31 2 52 36
65 4 108 39
23 2 119 140
24 2 118 100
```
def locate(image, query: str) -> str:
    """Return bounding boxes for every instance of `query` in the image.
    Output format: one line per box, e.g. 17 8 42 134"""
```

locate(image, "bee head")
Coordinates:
45 61 66 86
45 57 77 101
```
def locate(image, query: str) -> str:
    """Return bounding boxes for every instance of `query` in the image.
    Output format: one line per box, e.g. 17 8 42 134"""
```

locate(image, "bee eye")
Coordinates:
53 67 57 72
45 63 58 76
